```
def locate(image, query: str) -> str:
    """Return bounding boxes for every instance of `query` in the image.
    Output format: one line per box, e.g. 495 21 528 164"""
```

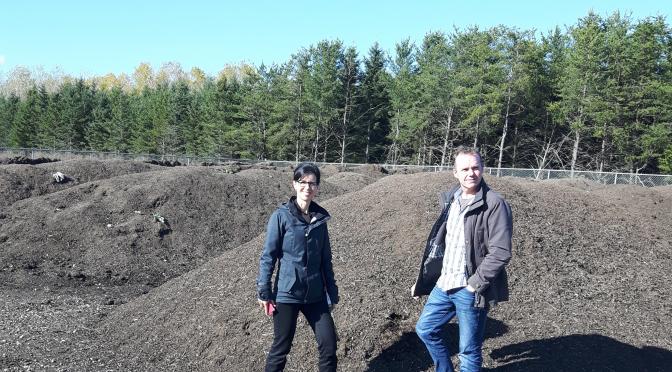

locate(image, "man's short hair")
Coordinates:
453 146 483 168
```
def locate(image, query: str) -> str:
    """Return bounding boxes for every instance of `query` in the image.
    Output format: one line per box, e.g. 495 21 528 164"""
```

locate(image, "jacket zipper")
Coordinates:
303 224 310 303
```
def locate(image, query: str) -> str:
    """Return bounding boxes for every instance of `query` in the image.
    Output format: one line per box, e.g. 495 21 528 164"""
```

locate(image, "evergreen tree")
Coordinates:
388 39 420 165
130 88 155 153
85 88 113 151
264 63 297 161
10 86 41 147
336 46 360 164
0 95 20 147
287 52 314 161
358 43 391 163
239 65 274 159
106 87 133 152
540 27 571 171
615 16 672 173
305 40 344 162
215 72 245 158
59 79 94 149
492 27 538 172
150 83 178 156
556 12 605 175
186 79 220 156
35 85 56 149
451 27 503 164
416 31 454 166
171 79 193 154
591 12 632 172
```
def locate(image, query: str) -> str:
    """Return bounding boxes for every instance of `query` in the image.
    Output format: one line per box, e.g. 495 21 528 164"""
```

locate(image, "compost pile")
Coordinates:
1 159 670 371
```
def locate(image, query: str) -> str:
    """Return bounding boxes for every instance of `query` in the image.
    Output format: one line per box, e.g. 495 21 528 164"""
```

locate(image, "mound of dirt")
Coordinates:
0 165 358 290
0 168 288 288
236 167 348 202
0 159 161 208
1 164 671 371
386 166 427 175
325 172 377 194
352 164 389 177
0 156 59 165
319 164 345 177
540 176 613 191
77 173 671 371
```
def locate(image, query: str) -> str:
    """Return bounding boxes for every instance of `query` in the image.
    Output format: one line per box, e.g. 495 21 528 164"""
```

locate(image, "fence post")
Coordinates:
614 173 617 185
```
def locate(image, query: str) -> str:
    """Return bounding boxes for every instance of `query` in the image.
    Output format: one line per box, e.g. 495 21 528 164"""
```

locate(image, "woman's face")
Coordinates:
293 173 319 203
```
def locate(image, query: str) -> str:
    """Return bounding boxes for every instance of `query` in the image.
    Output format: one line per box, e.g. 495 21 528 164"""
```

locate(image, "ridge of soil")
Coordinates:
0 165 355 290
1 164 671 371
0 159 161 208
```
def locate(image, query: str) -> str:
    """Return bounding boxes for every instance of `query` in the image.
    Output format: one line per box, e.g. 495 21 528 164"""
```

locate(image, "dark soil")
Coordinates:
0 159 161 208
0 156 60 165
1 161 671 371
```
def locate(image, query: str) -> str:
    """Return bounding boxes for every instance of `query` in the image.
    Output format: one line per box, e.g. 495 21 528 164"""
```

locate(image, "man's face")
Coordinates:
453 153 483 195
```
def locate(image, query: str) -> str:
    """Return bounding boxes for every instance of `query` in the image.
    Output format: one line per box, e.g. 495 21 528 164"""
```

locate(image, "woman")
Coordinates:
256 162 339 372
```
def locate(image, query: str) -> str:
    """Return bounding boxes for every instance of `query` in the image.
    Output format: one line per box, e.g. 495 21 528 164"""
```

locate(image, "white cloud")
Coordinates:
0 55 5 65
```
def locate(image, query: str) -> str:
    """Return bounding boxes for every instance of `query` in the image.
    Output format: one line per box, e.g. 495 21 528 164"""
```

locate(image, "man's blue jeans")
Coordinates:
416 286 488 372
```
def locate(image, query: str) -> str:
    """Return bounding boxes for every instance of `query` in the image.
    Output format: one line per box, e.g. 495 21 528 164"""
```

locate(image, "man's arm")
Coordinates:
467 199 512 293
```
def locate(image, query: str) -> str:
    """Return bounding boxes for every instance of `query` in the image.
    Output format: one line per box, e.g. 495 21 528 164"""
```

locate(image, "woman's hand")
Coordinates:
258 299 276 316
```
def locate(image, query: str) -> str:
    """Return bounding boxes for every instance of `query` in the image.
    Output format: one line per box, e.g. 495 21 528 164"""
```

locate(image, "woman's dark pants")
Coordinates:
264 299 337 372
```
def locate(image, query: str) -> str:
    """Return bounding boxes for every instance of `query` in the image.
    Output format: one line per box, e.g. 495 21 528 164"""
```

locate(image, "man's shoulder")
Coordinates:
485 187 507 202
483 186 512 214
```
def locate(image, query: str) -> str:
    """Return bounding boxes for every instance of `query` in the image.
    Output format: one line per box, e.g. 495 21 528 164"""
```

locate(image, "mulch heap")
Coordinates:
0 161 355 290
1 161 671 371
0 159 161 208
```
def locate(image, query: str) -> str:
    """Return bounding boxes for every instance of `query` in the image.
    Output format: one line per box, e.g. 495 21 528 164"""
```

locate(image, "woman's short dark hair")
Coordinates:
293 162 321 185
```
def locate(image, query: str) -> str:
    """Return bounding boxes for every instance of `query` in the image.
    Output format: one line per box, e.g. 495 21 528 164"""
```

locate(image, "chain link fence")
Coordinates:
2 147 671 187
482 167 672 187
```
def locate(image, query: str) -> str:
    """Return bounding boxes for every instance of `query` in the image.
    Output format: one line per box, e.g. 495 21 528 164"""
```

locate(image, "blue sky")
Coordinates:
1 0 669 77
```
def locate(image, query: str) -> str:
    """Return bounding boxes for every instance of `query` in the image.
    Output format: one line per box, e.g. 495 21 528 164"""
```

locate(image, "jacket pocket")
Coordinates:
278 264 297 292
305 272 324 301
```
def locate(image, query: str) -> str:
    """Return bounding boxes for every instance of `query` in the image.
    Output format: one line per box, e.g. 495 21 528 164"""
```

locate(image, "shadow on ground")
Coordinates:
367 321 671 372
486 334 672 372
365 317 508 372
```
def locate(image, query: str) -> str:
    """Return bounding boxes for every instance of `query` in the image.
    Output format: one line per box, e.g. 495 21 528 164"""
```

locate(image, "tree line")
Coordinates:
1 12 671 173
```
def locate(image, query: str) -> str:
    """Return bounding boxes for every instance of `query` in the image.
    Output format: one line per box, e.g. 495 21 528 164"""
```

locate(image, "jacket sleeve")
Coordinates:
467 198 513 293
321 224 339 304
257 210 283 301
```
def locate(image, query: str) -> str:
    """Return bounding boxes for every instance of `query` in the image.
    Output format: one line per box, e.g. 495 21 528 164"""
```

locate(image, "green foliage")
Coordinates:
0 95 19 146
388 38 420 164
11 87 42 147
1 11 671 174
358 43 391 163
660 145 672 173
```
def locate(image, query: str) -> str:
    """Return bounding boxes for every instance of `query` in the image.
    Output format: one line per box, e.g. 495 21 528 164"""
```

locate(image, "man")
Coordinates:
411 146 513 372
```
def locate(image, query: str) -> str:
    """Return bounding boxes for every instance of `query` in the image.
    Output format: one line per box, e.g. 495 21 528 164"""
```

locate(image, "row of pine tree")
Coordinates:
1 12 671 173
